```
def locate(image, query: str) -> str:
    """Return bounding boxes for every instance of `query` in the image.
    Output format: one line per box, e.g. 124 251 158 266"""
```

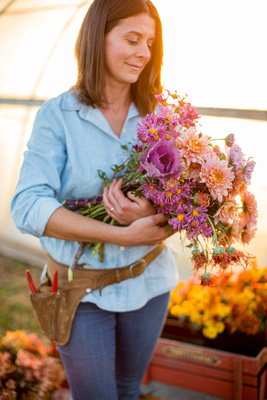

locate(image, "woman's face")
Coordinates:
104 13 156 87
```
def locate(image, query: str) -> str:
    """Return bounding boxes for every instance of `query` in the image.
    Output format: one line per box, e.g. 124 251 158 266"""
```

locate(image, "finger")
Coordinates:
127 191 141 204
109 179 130 211
151 212 169 225
104 179 121 212
103 187 116 215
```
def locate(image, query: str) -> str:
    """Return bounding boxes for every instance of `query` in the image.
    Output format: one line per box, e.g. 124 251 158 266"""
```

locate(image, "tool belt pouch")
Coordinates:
30 279 87 346
29 242 165 346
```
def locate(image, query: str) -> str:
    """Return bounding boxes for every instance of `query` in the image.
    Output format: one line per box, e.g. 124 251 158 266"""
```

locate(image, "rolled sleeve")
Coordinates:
10 100 67 237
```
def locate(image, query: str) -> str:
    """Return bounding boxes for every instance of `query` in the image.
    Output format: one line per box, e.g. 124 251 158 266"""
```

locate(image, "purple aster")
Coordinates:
168 204 191 231
140 182 160 202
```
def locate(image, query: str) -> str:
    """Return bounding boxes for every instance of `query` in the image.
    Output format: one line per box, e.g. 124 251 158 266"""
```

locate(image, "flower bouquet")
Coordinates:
0 330 67 399
168 266 267 341
64 90 257 283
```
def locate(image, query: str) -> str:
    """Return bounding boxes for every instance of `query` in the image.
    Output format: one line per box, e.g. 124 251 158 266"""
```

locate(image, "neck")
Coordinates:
102 81 132 112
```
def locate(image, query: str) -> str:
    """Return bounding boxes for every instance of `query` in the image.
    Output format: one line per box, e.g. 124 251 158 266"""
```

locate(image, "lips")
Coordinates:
126 63 143 71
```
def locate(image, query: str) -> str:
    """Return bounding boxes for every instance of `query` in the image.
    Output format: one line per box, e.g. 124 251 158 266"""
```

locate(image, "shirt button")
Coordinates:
120 246 125 252
122 128 126 134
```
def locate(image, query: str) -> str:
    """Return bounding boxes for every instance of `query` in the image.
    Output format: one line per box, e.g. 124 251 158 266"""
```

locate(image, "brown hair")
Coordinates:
73 0 163 115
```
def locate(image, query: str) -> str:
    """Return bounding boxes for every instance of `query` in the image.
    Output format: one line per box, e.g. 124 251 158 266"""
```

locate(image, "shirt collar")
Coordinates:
61 90 140 140
61 90 140 119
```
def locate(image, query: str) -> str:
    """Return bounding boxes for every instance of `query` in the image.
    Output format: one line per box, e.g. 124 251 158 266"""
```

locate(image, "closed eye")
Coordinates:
128 39 138 45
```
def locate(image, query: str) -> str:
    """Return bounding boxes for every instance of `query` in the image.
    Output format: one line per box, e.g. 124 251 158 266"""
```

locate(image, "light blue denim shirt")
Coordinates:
11 90 178 312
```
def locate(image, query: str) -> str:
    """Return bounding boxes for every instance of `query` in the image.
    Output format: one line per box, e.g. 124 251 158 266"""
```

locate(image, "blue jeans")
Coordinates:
57 292 170 400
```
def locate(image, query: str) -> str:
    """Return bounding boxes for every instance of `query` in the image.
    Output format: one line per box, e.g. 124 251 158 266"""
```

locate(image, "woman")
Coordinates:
11 0 178 399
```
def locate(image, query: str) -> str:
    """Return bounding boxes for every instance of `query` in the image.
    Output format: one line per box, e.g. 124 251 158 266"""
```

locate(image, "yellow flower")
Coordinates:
214 303 231 319
215 321 225 334
181 300 195 316
190 311 203 326
202 325 219 339
170 305 184 317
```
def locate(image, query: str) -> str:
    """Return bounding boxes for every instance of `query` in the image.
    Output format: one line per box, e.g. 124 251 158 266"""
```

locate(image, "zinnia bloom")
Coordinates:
199 155 235 202
175 127 211 166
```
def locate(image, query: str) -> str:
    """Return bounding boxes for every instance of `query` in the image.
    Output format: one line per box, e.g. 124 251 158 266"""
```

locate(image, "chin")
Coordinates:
124 73 141 84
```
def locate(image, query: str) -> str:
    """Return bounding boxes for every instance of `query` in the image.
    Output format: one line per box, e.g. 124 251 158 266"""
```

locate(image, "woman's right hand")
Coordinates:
121 212 172 247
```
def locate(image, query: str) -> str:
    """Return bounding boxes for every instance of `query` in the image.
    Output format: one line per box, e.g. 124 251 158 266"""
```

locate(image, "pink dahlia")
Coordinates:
243 158 256 184
229 169 247 197
228 144 245 168
213 199 237 225
226 217 242 243
199 155 235 202
241 226 257 245
225 134 235 148
239 190 258 229
175 127 212 166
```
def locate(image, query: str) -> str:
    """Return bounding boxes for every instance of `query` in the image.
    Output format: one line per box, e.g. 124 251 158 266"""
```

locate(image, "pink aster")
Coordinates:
175 127 212 166
177 102 200 128
136 112 168 144
199 155 235 202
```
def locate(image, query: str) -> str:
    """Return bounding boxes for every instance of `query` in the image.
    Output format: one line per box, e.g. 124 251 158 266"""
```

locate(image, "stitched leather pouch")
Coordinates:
30 242 165 346
30 279 88 346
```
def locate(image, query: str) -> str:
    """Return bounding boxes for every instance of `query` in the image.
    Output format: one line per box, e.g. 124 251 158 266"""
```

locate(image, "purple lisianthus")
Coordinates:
137 139 183 184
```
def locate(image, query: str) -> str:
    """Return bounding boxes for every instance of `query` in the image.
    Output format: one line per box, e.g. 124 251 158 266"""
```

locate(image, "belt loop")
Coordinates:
115 268 120 283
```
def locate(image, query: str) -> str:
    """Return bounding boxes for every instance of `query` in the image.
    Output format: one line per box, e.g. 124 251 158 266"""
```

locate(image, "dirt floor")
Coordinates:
0 252 44 337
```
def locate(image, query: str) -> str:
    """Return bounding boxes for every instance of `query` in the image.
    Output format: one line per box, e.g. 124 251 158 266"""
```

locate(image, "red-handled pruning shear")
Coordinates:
26 269 58 293
51 270 58 293
25 269 38 293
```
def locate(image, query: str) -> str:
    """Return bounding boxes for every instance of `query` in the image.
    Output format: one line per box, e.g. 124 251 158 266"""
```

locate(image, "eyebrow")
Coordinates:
125 31 155 40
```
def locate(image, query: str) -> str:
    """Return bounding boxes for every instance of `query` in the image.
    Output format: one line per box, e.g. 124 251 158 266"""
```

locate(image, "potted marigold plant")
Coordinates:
0 330 67 399
164 267 267 357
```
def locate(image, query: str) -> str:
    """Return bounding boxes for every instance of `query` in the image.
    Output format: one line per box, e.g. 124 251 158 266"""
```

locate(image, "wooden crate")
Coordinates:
142 338 267 400
161 316 266 357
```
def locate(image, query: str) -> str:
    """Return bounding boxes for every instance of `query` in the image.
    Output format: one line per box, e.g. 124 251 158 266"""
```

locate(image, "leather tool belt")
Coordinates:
30 242 165 346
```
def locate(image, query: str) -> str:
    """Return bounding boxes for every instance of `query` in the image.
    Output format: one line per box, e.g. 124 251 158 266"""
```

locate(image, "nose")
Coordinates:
136 42 151 60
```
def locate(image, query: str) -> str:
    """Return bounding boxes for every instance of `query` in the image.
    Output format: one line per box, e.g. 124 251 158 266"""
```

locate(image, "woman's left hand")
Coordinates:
102 178 156 225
